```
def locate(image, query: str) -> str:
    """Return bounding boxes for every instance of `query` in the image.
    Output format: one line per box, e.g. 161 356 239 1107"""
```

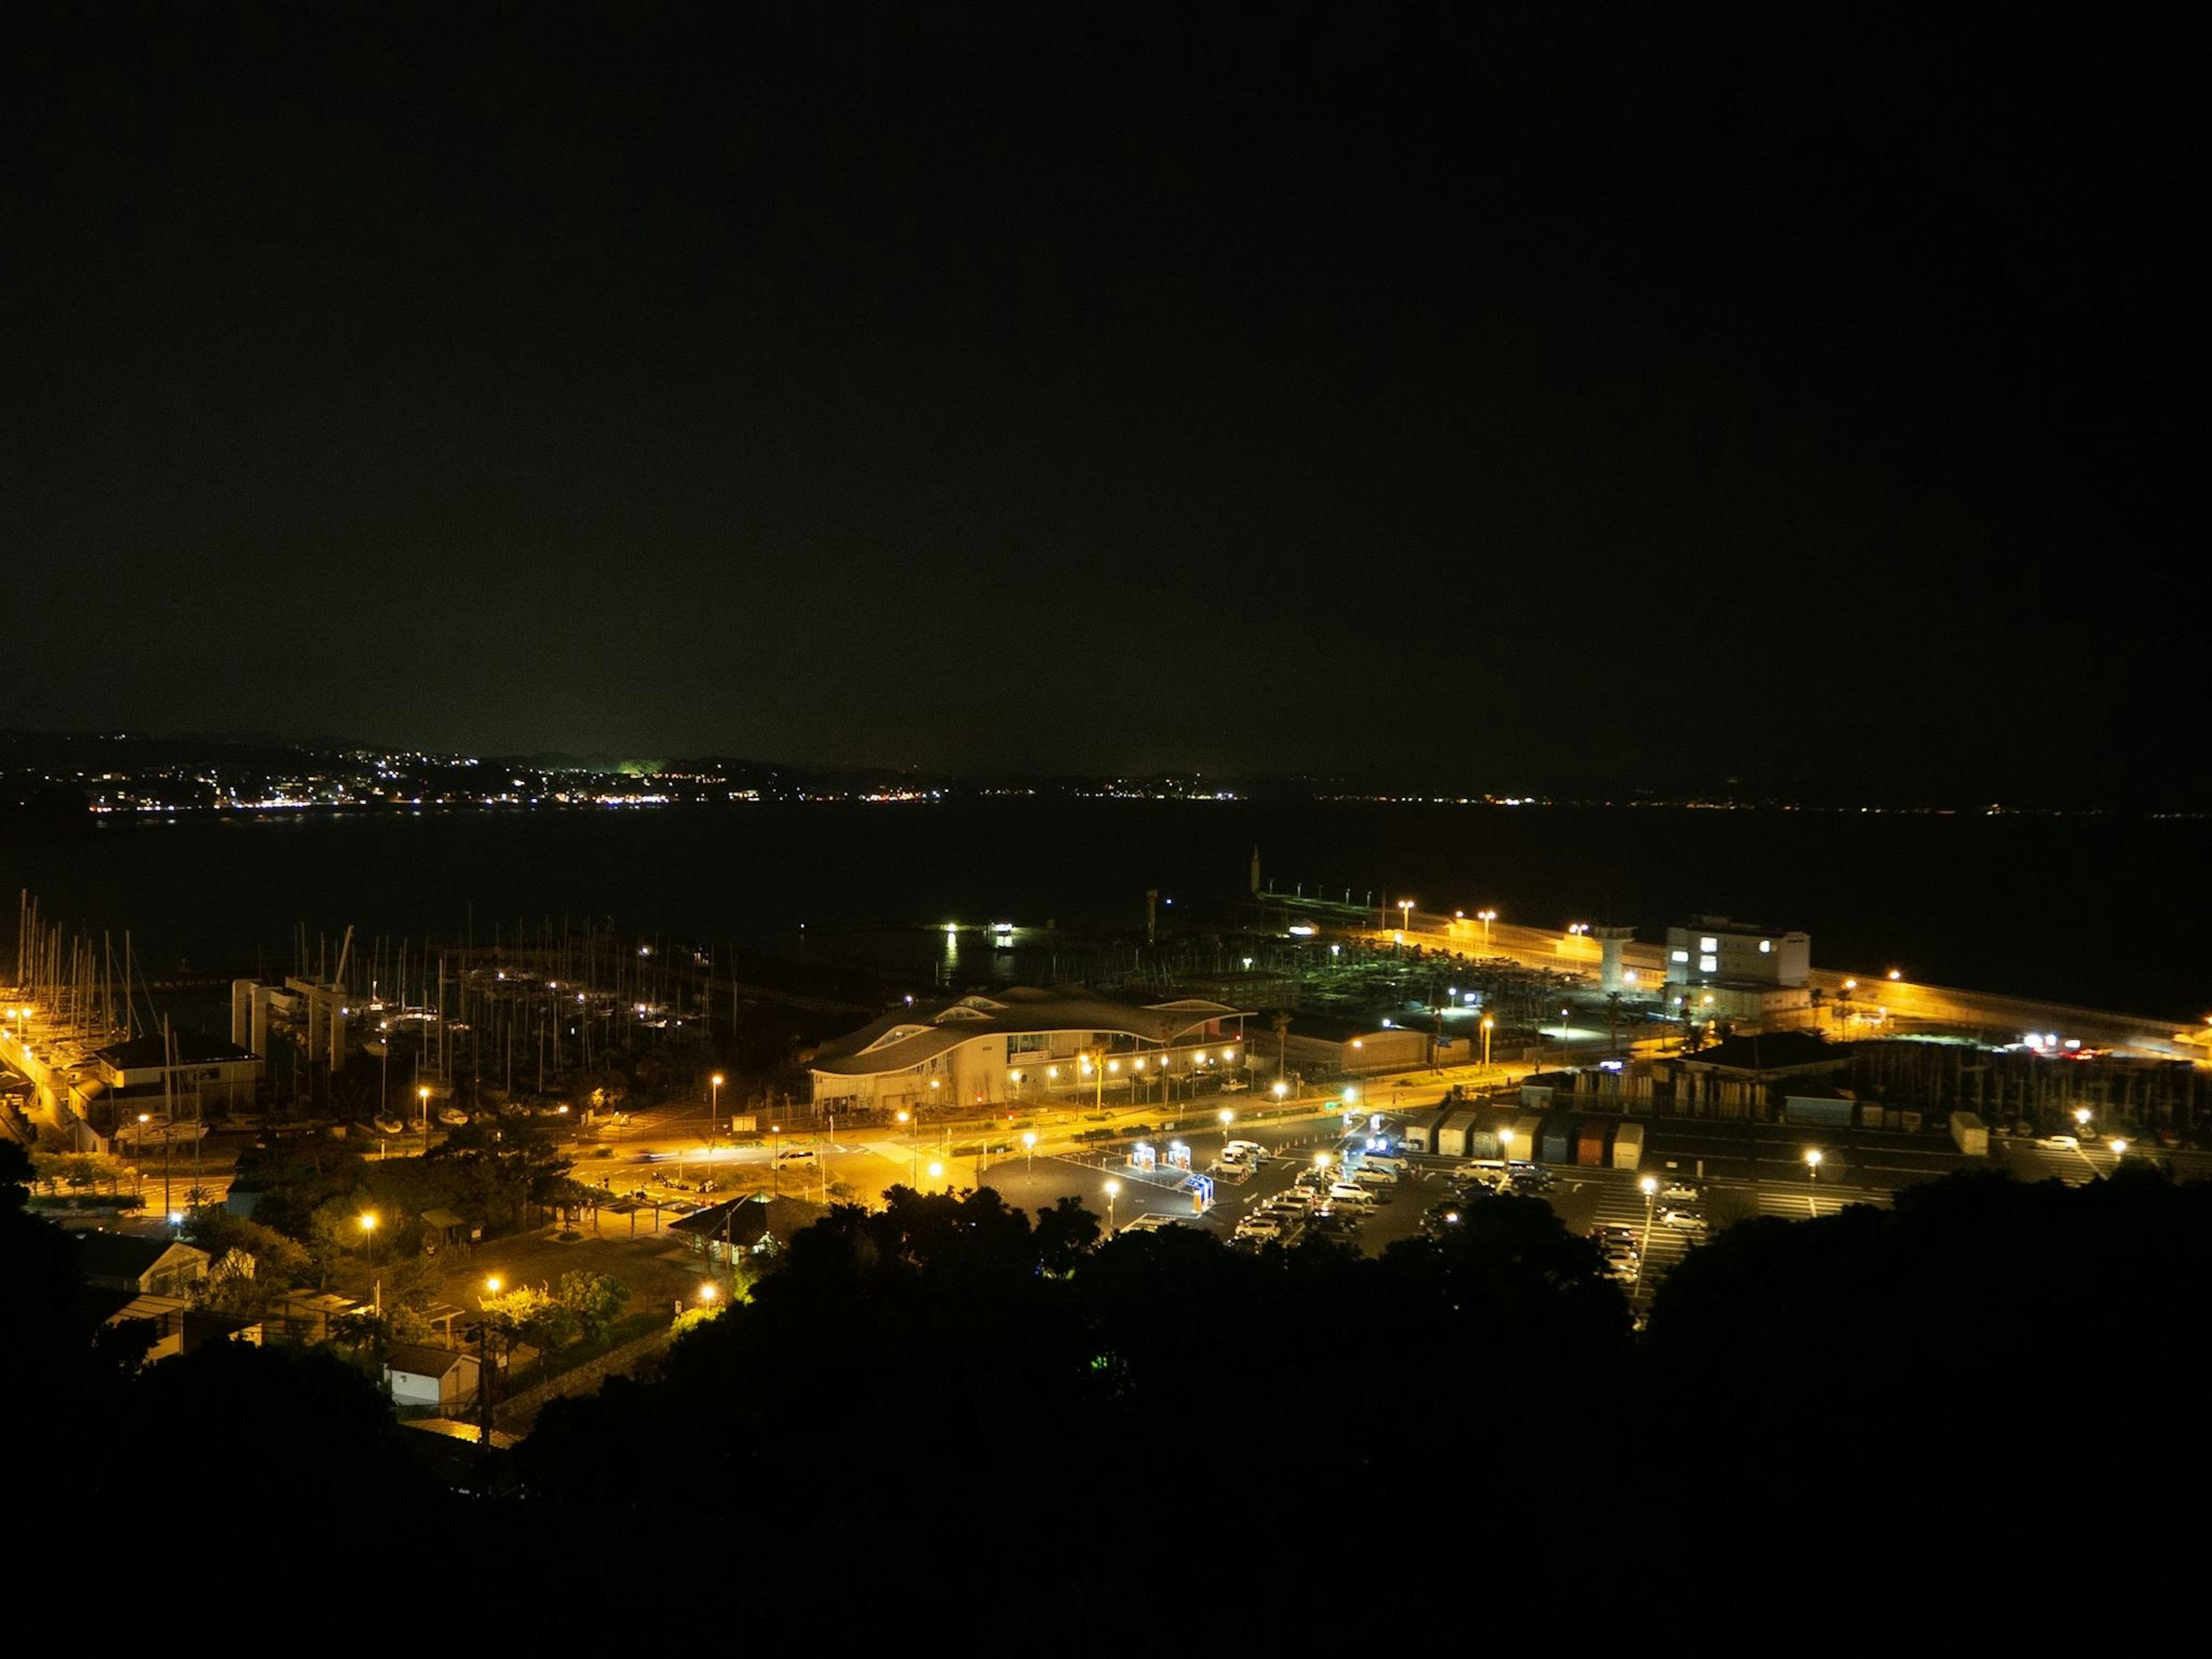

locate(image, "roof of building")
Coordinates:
1668 1031 1845 1074
70 1229 205 1281
810 987 1249 1078
419 1209 468 1230
669 1191 829 1246
1281 1011 1413 1043
387 1343 472 1379
95 1028 255 1069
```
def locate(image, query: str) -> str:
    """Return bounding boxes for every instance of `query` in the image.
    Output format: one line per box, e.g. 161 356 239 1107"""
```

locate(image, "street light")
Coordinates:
1399 899 1414 935
1498 1127 1514 1169
1022 1131 1036 1171
1104 1178 1120 1234
2074 1105 2092 1130
1218 1108 1234 1144
1481 1017 1495 1069
478 1275 503 1444
897 1108 917 1185
358 1211 378 1266
1636 1176 1658 1297
711 1071 725 1135
139 1113 173 1215
771 1123 781 1195
2109 1138 2129 1161
1478 908 1497 948
926 1158 944 1191
1805 1149 1823 1181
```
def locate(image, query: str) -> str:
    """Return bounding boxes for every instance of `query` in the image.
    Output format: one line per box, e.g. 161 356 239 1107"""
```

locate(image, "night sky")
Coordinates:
5 3 2195 799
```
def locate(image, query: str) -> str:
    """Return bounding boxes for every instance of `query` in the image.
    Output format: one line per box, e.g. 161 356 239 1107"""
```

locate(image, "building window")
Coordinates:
1699 937 1717 953
1759 940 1772 954
1007 1033 1048 1056
1699 955 1718 974
1670 949 1689 964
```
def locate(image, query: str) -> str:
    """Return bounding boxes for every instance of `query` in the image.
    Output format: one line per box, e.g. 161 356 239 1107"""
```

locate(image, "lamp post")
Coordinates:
1635 1176 1657 1300
897 1108 917 1185
927 1158 944 1193
1218 1108 1234 1150
1022 1131 1036 1172
418 1084 431 1152
1481 1017 1495 1070
1498 1127 1514 1173
1559 1006 1571 1062
152 1116 172 1216
1104 1178 1120 1234
478 1275 502 1445
710 1072 725 1142
1478 908 1497 949
1399 899 1414 940
771 1123 781 1195
358 1211 377 1266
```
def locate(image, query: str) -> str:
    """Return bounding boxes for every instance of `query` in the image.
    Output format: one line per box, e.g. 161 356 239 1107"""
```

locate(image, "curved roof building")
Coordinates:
809 986 1252 1112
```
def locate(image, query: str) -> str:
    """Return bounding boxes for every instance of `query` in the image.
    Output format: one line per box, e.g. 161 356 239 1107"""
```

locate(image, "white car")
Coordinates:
1658 1206 1708 1233
2039 1134 2080 1152
1657 1177 1702 1204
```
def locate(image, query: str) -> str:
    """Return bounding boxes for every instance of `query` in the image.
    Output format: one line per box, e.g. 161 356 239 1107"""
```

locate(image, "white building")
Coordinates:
91 1028 262 1120
1662 916 1813 1023
809 987 1252 1115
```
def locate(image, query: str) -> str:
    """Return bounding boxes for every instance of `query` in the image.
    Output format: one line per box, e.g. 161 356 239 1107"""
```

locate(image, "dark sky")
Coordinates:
4 3 2196 799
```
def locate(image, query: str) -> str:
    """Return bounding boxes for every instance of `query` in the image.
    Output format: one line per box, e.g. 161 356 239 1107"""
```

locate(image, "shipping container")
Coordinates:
1540 1115 1573 1165
1510 1115 1543 1166
1464 1128 1502 1161
1611 1121 1645 1171
1575 1120 1609 1166
1949 1111 1989 1157
1783 1092 1855 1129
1431 1108 1470 1159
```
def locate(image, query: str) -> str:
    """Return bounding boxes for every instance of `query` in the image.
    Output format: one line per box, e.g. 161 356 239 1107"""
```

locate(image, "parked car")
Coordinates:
2039 1134 2080 1152
1658 1177 1703 1203
1659 1206 1708 1232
